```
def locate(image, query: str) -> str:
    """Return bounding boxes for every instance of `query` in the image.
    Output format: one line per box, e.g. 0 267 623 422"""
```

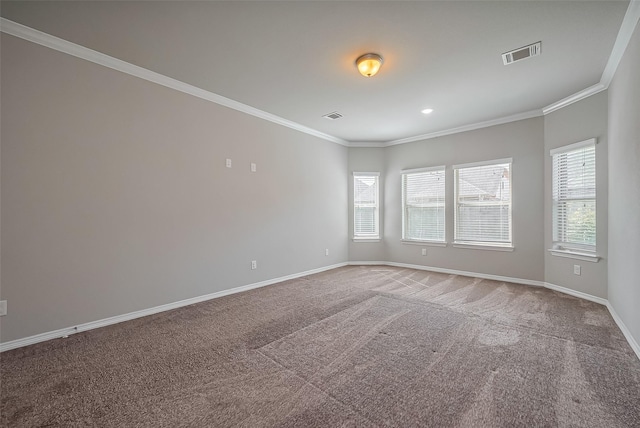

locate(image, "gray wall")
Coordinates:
3 20 638 348
382 118 545 281
608 24 640 344
543 92 609 298
347 147 386 262
0 34 348 343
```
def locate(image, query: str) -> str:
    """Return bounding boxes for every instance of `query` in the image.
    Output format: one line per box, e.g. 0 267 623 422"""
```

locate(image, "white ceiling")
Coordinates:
0 1 631 144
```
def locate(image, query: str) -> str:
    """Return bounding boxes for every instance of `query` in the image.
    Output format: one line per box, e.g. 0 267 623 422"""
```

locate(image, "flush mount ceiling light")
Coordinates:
421 108 434 115
356 53 384 77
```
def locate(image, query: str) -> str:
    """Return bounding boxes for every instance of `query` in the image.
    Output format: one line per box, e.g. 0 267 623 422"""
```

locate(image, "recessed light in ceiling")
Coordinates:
421 109 434 115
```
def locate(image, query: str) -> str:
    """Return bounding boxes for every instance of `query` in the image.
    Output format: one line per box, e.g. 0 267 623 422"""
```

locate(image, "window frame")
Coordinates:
401 166 447 245
453 158 513 250
353 172 380 241
549 138 598 259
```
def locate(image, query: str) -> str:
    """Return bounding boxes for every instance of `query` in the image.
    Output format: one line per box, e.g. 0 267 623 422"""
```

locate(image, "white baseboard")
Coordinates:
349 261 546 288
3 261 639 363
350 261 639 361
543 282 608 306
606 302 640 361
0 262 348 352
347 261 388 266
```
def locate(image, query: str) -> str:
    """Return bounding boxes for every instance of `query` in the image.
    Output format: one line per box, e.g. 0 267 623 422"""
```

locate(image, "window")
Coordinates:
454 159 512 248
551 139 596 253
353 172 380 240
401 167 445 243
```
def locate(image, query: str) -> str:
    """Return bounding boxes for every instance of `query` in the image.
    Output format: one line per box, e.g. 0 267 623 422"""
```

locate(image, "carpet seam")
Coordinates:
370 284 636 360
254 349 381 427
251 294 381 350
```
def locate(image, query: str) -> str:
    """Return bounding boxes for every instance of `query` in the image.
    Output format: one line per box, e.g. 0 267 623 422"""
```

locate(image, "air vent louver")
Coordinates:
322 111 343 120
502 42 541 65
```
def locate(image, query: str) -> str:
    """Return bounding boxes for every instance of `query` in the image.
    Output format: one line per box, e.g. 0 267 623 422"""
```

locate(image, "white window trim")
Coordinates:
453 158 513 249
401 239 447 247
453 242 514 252
353 172 380 240
549 138 596 156
548 248 600 262
401 165 447 244
549 139 597 255
401 165 446 175
452 158 513 170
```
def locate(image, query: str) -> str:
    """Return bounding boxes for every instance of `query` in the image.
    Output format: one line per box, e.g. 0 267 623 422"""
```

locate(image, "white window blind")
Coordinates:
551 139 596 251
402 167 446 242
353 172 380 239
454 159 512 246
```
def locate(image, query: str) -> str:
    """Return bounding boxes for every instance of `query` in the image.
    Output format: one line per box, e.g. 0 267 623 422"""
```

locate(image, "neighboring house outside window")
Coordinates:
401 166 446 243
453 159 512 249
353 172 380 240
551 139 596 255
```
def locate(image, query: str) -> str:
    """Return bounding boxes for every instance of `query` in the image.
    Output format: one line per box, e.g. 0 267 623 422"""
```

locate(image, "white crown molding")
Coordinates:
542 83 607 115
0 18 349 147
601 0 640 88
384 109 543 147
347 142 387 148
0 262 348 352
2 2 638 149
543 0 640 115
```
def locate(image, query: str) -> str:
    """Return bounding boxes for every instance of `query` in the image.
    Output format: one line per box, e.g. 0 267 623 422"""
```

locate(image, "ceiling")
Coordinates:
0 1 631 144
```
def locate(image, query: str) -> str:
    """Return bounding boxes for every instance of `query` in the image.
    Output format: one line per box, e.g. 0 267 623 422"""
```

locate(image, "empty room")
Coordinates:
1 1 639 426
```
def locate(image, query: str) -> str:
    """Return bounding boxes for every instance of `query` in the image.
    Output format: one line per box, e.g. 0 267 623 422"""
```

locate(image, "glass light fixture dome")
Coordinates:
356 53 383 77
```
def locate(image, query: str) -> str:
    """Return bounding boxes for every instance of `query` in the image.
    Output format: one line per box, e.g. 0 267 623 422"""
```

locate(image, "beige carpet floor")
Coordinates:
2 265 639 427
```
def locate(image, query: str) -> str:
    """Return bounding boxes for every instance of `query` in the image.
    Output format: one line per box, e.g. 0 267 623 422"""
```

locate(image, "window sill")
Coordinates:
548 248 600 262
453 242 514 252
353 237 381 243
401 240 447 247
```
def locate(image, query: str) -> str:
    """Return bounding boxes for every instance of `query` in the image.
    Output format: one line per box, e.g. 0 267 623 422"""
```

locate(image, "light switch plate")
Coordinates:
0 300 7 316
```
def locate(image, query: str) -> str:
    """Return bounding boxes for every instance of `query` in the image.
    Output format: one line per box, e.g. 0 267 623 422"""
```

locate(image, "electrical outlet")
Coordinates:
0 300 7 316
325 249 329 256
251 260 257 270
226 159 232 168
573 265 581 276
421 248 427 256
250 163 257 172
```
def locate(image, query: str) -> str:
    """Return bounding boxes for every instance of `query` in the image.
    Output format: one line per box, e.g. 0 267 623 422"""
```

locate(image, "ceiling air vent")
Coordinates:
322 111 343 120
502 42 541 65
